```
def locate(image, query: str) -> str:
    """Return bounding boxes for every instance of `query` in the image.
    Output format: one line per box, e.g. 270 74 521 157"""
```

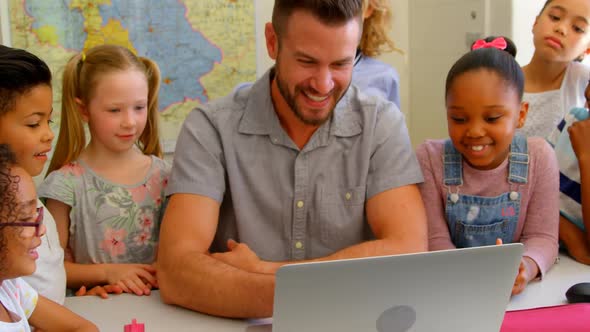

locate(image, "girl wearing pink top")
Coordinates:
416 36 559 296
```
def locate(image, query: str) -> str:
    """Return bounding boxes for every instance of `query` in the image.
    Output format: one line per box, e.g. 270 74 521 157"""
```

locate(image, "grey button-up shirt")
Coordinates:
167 69 423 261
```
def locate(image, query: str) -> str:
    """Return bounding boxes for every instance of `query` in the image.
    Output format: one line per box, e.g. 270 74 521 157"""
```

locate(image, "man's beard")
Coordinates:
275 67 349 126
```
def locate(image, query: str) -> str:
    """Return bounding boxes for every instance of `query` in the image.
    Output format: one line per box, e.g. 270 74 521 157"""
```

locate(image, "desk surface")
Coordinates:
65 291 269 332
65 254 590 331
507 254 590 311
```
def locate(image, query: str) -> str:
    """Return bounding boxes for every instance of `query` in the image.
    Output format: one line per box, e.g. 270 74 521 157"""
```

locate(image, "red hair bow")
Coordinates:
471 37 507 51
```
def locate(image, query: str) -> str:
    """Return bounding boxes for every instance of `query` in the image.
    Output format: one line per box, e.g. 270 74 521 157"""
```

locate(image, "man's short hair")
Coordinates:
272 0 363 38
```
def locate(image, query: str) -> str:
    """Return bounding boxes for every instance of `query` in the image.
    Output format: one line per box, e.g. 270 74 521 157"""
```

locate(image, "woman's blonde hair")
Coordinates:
360 0 399 57
47 44 162 176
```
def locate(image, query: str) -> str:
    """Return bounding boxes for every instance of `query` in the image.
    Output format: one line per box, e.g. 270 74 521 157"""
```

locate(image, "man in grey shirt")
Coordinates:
158 0 427 318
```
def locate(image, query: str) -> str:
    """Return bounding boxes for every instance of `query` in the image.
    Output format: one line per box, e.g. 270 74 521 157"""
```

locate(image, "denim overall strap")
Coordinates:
508 134 529 184
443 139 462 186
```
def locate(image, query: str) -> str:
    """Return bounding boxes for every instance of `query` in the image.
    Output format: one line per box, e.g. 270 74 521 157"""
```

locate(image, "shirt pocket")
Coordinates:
319 185 366 249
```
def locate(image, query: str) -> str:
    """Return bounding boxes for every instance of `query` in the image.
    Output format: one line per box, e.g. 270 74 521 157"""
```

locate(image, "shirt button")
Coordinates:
271 137 278 143
297 201 304 208
295 241 303 249
345 192 352 200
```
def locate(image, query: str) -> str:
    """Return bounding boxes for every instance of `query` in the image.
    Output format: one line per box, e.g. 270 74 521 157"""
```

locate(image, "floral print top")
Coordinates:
38 156 170 264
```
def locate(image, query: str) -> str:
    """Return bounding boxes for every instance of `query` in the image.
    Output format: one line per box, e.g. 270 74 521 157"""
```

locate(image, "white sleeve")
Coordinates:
15 278 39 319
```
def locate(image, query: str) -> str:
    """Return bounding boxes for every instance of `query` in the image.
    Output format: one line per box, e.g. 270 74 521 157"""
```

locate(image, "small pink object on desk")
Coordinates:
501 304 590 332
124 319 145 332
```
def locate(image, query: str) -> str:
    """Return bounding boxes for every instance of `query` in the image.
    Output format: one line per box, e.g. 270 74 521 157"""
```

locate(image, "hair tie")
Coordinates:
81 51 86 62
471 37 507 51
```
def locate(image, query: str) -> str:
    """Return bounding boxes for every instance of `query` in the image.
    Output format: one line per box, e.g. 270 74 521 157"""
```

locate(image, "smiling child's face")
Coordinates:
0 166 45 280
0 84 54 176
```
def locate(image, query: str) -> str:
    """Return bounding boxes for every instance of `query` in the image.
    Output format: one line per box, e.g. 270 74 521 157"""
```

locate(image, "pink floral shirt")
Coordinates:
38 156 170 264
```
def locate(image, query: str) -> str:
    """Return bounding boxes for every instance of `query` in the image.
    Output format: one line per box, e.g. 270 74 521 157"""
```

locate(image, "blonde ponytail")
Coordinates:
46 53 87 176
137 57 162 158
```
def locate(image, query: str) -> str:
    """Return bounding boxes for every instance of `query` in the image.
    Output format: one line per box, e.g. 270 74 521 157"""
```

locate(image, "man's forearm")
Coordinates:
261 237 426 274
158 251 275 318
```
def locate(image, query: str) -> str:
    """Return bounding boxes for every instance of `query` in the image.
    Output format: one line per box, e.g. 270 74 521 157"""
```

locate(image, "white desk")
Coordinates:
507 254 590 311
65 291 270 331
65 254 590 330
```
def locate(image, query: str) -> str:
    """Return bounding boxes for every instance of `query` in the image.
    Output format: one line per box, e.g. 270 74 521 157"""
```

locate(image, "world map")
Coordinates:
8 0 256 147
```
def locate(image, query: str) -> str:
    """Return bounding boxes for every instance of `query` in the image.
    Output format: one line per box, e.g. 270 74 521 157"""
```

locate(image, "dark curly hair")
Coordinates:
0 144 21 272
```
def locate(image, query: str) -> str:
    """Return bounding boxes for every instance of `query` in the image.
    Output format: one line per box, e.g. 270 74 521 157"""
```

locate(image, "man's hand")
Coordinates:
211 239 271 274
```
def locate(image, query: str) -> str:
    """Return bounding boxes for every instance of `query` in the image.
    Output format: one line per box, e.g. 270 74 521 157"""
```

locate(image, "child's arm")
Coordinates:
495 239 539 295
518 140 560 285
568 119 590 243
415 143 455 251
45 198 70 250
559 215 590 264
64 262 157 295
28 295 98 331
45 199 158 296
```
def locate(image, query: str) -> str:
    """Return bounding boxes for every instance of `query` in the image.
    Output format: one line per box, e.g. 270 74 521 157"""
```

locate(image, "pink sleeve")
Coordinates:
416 142 456 251
520 138 559 277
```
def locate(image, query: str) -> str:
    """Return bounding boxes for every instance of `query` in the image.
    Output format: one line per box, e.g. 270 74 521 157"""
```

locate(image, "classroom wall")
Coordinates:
0 0 567 149
512 0 546 65
0 0 10 45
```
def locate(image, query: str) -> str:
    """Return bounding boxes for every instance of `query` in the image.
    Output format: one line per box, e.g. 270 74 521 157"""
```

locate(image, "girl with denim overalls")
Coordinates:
416 36 560 296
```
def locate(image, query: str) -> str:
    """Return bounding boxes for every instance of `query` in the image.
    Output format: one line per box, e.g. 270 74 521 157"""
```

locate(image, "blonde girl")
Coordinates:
40 45 170 297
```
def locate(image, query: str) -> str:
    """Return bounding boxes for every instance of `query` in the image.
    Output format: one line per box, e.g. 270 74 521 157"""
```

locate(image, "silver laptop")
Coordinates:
270 243 523 332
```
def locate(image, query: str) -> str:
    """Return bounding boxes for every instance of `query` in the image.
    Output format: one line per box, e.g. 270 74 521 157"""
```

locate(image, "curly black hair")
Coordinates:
0 144 20 272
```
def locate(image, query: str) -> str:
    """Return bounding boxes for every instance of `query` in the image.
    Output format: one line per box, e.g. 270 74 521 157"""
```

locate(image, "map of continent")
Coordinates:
8 0 256 145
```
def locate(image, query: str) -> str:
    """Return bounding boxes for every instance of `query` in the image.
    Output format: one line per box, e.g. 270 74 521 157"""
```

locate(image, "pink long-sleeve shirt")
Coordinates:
416 137 559 276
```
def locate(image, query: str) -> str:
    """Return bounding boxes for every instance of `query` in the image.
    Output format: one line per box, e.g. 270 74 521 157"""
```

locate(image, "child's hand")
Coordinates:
512 257 538 295
105 264 158 296
496 239 535 295
568 118 590 162
75 285 123 299
512 260 528 295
